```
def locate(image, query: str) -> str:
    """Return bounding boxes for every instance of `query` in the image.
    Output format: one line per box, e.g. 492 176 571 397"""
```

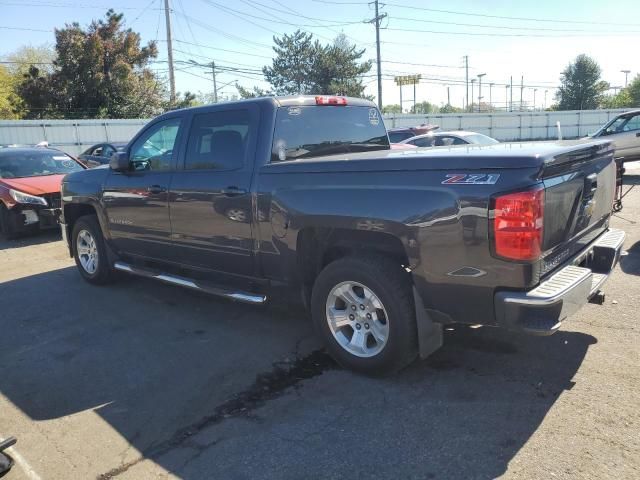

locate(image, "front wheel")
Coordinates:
0 204 18 240
72 215 114 285
311 255 418 375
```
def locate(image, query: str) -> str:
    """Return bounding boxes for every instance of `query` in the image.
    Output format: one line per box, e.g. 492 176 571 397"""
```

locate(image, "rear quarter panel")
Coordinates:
256 161 543 326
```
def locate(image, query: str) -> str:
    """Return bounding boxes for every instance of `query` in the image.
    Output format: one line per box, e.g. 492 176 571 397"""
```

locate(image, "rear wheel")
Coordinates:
72 215 114 284
311 254 418 375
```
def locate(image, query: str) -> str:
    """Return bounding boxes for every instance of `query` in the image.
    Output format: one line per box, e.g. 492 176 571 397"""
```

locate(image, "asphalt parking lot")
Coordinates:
1 174 639 480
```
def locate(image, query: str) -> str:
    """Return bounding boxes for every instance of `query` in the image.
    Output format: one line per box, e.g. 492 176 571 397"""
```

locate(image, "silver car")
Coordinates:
399 130 499 148
590 110 640 162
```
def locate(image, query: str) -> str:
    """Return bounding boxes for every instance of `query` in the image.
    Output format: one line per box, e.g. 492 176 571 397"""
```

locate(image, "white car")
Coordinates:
400 130 499 148
590 110 640 162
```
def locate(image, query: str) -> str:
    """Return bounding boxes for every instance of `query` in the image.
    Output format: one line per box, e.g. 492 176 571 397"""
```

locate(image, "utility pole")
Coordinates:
477 73 486 112
367 1 387 109
505 85 509 112
399 83 402 112
621 69 631 87
533 88 537 111
447 86 450 106
489 83 494 110
464 55 469 110
211 61 218 103
510 76 513 112
470 78 476 112
164 0 176 104
520 75 524 111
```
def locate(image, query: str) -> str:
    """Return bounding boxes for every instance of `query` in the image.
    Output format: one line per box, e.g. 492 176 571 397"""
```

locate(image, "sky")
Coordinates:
1 0 639 111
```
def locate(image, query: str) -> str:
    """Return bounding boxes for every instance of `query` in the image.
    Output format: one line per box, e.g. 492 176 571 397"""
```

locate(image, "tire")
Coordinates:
72 215 114 285
0 204 18 240
311 254 418 375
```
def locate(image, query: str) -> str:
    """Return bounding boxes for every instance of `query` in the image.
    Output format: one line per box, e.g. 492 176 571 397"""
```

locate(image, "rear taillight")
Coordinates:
493 187 544 261
315 96 347 105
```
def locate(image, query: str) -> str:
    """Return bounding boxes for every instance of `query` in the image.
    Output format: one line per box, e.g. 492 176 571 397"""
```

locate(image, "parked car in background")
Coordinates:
400 131 499 148
390 143 418 150
589 110 640 162
0 147 85 238
387 124 439 143
78 142 128 167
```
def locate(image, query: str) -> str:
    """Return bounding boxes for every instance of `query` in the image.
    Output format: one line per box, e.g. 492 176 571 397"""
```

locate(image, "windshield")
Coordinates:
272 105 389 162
0 150 83 178
464 134 500 145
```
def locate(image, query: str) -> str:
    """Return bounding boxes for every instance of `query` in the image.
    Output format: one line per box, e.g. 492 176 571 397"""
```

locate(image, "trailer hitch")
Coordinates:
0 437 17 477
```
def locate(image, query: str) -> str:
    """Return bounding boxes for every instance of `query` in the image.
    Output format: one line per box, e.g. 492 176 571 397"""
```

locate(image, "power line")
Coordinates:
387 15 640 33
382 2 640 27
384 25 640 38
172 12 273 49
168 40 272 59
0 25 51 32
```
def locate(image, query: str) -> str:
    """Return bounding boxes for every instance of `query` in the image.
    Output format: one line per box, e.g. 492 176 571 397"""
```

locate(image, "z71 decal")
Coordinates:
441 173 500 185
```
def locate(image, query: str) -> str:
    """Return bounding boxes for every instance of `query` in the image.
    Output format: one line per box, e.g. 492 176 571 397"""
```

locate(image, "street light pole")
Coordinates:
533 89 537 111
544 89 548 110
621 70 631 87
489 83 494 110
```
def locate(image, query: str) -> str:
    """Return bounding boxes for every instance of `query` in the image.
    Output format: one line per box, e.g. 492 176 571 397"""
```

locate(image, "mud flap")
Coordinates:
413 286 443 359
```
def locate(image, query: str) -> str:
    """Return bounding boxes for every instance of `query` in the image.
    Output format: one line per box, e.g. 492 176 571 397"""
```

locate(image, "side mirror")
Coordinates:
109 152 130 172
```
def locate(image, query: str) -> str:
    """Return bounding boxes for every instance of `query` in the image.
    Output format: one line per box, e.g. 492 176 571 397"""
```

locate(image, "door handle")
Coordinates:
221 186 247 197
147 185 166 194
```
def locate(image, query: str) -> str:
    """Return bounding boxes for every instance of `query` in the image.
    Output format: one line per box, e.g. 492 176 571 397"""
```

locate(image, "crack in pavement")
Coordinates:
97 349 337 479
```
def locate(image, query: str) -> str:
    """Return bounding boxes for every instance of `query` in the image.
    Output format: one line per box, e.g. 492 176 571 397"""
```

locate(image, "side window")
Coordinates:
130 118 181 171
413 137 435 147
451 137 468 145
185 109 249 170
622 115 640 132
93 146 103 156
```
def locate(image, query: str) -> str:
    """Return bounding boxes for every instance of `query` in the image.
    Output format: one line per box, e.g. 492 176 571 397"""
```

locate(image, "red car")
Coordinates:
0 147 85 238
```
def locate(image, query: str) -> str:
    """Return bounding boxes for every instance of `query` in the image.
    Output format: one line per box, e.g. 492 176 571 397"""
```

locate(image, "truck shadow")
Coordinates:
620 239 640 276
0 267 595 479
0 230 61 251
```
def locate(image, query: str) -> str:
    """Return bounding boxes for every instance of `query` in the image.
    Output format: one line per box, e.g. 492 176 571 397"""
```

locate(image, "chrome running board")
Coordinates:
113 261 267 304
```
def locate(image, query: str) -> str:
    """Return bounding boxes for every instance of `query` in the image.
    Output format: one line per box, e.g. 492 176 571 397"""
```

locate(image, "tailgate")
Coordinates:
540 142 616 276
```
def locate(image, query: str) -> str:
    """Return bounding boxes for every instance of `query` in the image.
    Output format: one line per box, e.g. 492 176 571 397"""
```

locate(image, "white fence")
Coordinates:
0 119 148 156
0 108 634 156
383 108 634 141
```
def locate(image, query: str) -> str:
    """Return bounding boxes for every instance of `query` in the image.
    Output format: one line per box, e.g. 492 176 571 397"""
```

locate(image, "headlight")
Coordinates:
9 189 48 206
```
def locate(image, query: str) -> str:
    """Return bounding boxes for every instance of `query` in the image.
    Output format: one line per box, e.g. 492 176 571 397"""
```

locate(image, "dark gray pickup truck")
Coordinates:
60 95 625 374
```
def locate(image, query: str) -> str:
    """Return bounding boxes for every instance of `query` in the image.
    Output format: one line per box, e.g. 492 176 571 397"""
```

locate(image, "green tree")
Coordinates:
626 75 640 107
556 54 608 110
0 65 20 119
235 84 272 99
382 104 402 114
440 103 463 113
263 30 318 95
313 34 371 96
600 90 633 109
410 101 438 114
262 31 371 96
18 10 166 119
